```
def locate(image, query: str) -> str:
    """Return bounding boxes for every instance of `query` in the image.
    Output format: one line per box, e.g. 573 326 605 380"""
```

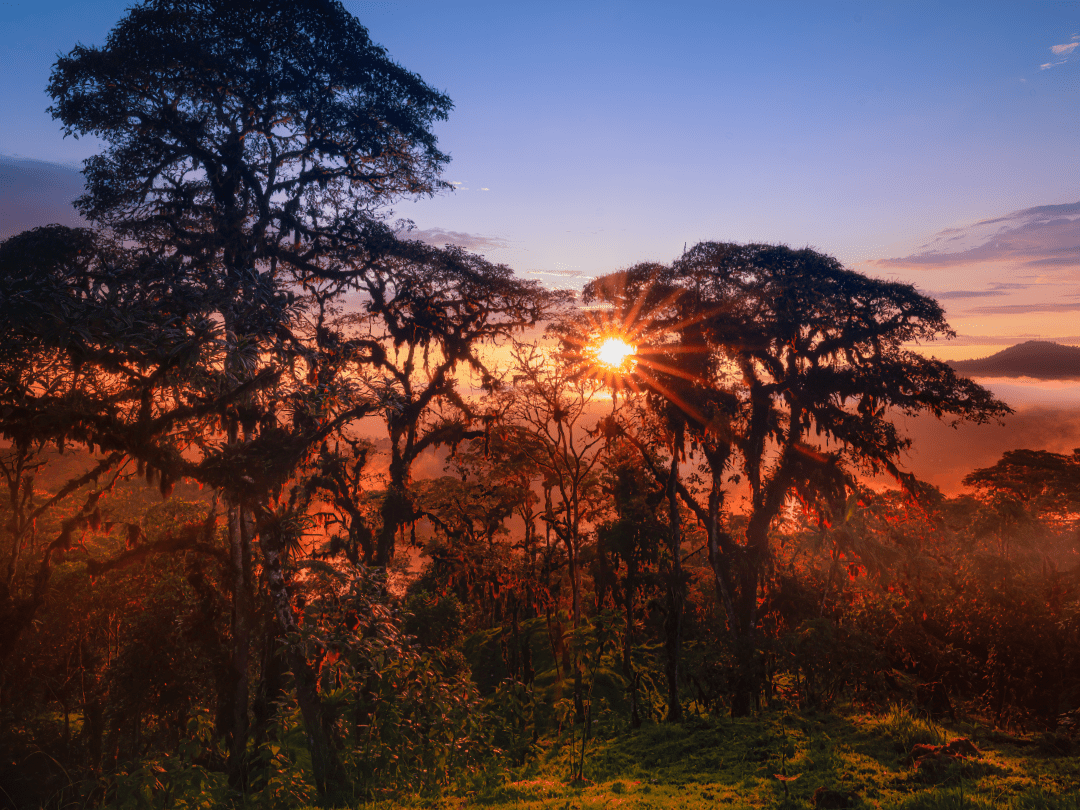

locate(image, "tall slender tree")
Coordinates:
340 243 562 566
499 340 612 720
46 0 455 794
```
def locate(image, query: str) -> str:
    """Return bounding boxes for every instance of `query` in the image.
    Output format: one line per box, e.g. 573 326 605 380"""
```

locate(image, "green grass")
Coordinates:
875 704 947 755
371 707 1080 810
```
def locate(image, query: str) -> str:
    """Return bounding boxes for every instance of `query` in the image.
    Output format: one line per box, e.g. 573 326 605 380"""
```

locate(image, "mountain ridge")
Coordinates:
949 340 1080 380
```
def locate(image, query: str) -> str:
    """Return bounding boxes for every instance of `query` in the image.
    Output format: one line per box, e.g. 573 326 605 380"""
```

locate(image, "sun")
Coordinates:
594 336 637 370
560 266 715 421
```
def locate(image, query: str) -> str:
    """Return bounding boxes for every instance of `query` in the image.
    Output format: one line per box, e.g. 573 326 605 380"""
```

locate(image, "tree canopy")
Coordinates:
581 242 1011 714
49 0 451 266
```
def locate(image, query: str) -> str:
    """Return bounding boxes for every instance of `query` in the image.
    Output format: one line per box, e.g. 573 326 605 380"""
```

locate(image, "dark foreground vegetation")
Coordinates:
2 1 1078 808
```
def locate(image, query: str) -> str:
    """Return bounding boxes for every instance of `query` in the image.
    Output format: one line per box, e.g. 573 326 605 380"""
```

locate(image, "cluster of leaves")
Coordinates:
295 562 498 797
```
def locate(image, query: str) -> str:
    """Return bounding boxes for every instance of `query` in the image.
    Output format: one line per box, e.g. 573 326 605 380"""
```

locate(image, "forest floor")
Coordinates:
386 707 1079 810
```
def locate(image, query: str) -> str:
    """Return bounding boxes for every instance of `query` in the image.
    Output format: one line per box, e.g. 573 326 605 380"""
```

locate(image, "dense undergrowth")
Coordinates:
3 478 1079 809
16 696 1078 810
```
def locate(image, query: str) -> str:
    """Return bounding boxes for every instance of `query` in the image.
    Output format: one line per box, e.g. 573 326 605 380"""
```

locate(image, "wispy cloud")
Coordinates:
932 289 1010 300
1040 35 1080 69
929 281 1043 301
872 201 1080 271
523 269 591 279
872 202 1079 321
446 180 491 191
404 227 512 254
965 302 1080 316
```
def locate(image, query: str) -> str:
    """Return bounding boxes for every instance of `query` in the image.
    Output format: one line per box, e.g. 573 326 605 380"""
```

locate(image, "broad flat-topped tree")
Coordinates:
583 242 1011 716
964 448 1080 557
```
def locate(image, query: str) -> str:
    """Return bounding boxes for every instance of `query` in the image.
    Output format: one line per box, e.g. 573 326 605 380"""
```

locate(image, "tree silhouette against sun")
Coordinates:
562 242 1010 716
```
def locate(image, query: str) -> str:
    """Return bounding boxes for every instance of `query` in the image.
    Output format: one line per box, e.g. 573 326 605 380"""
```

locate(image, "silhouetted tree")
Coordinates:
46 0 456 794
48 0 451 264
596 440 665 727
0 225 237 668
964 448 1080 558
413 429 548 682
584 242 1010 716
499 340 613 721
342 244 563 567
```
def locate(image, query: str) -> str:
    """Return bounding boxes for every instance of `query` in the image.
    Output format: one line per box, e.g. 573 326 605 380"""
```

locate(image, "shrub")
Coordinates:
878 704 946 755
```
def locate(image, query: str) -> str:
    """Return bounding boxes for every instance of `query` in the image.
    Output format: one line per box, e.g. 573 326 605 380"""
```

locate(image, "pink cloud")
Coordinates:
871 202 1080 272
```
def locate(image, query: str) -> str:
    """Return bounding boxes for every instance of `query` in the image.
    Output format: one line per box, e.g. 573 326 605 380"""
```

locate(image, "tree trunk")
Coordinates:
260 530 346 798
562 521 586 724
377 432 417 567
252 619 286 748
624 562 642 729
84 697 104 773
729 635 756 718
623 562 635 677
664 429 684 723
227 501 253 789
377 482 409 567
729 521 766 718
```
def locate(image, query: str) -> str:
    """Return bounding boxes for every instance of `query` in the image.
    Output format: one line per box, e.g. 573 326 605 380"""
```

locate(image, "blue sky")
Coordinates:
2 1 1077 352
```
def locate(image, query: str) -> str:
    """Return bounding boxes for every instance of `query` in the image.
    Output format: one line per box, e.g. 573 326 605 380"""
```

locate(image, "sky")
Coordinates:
1 0 1079 490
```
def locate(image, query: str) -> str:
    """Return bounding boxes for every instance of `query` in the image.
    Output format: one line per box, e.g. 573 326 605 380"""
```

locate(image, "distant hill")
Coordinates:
949 340 1080 379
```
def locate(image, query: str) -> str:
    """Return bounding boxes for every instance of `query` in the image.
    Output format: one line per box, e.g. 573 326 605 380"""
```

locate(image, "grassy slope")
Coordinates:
389 708 1079 810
